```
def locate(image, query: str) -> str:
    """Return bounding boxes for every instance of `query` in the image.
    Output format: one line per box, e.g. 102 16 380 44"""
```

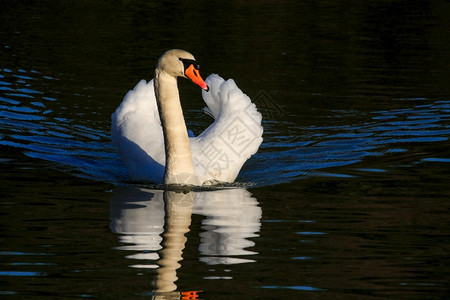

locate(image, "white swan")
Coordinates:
111 49 263 185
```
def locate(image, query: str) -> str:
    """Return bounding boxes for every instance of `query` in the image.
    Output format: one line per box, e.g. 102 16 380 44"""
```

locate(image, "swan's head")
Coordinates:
157 49 209 91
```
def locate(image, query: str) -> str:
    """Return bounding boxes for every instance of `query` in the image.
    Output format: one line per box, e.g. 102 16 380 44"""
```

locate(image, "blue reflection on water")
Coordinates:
0 271 47 277
422 157 450 163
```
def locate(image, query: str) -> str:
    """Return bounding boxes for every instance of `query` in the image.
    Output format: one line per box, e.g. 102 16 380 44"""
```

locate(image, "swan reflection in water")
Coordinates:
110 186 261 298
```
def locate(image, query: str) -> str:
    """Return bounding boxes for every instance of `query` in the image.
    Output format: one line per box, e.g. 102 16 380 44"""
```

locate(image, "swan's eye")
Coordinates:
180 58 200 71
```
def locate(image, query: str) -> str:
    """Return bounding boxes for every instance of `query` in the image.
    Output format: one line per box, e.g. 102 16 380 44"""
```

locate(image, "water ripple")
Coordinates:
250 99 449 185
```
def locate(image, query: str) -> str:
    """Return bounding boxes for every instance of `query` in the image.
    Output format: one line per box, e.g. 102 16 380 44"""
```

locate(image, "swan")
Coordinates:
111 49 263 186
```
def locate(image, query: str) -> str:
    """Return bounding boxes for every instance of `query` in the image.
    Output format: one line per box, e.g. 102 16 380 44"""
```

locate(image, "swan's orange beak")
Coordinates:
185 64 209 92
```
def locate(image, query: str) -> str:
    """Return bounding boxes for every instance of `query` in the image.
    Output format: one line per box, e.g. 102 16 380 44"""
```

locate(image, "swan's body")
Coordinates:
112 49 263 185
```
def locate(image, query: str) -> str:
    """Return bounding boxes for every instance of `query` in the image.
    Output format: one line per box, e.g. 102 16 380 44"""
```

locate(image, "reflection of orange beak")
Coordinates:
185 64 209 91
181 290 202 299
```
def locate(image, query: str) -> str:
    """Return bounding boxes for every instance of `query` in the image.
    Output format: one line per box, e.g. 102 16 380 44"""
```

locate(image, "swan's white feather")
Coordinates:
111 74 263 184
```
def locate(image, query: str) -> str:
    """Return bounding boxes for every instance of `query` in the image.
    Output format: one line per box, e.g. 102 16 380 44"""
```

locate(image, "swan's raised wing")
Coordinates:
190 74 263 184
111 79 165 182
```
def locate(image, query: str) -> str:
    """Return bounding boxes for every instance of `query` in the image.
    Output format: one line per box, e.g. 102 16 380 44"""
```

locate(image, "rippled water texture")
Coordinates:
1 1 449 299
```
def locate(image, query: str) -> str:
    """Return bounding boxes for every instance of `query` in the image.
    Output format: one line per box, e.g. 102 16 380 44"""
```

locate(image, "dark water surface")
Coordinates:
1 1 449 299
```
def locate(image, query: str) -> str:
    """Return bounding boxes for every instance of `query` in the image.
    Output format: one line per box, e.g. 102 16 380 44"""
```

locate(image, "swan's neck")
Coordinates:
155 70 199 185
